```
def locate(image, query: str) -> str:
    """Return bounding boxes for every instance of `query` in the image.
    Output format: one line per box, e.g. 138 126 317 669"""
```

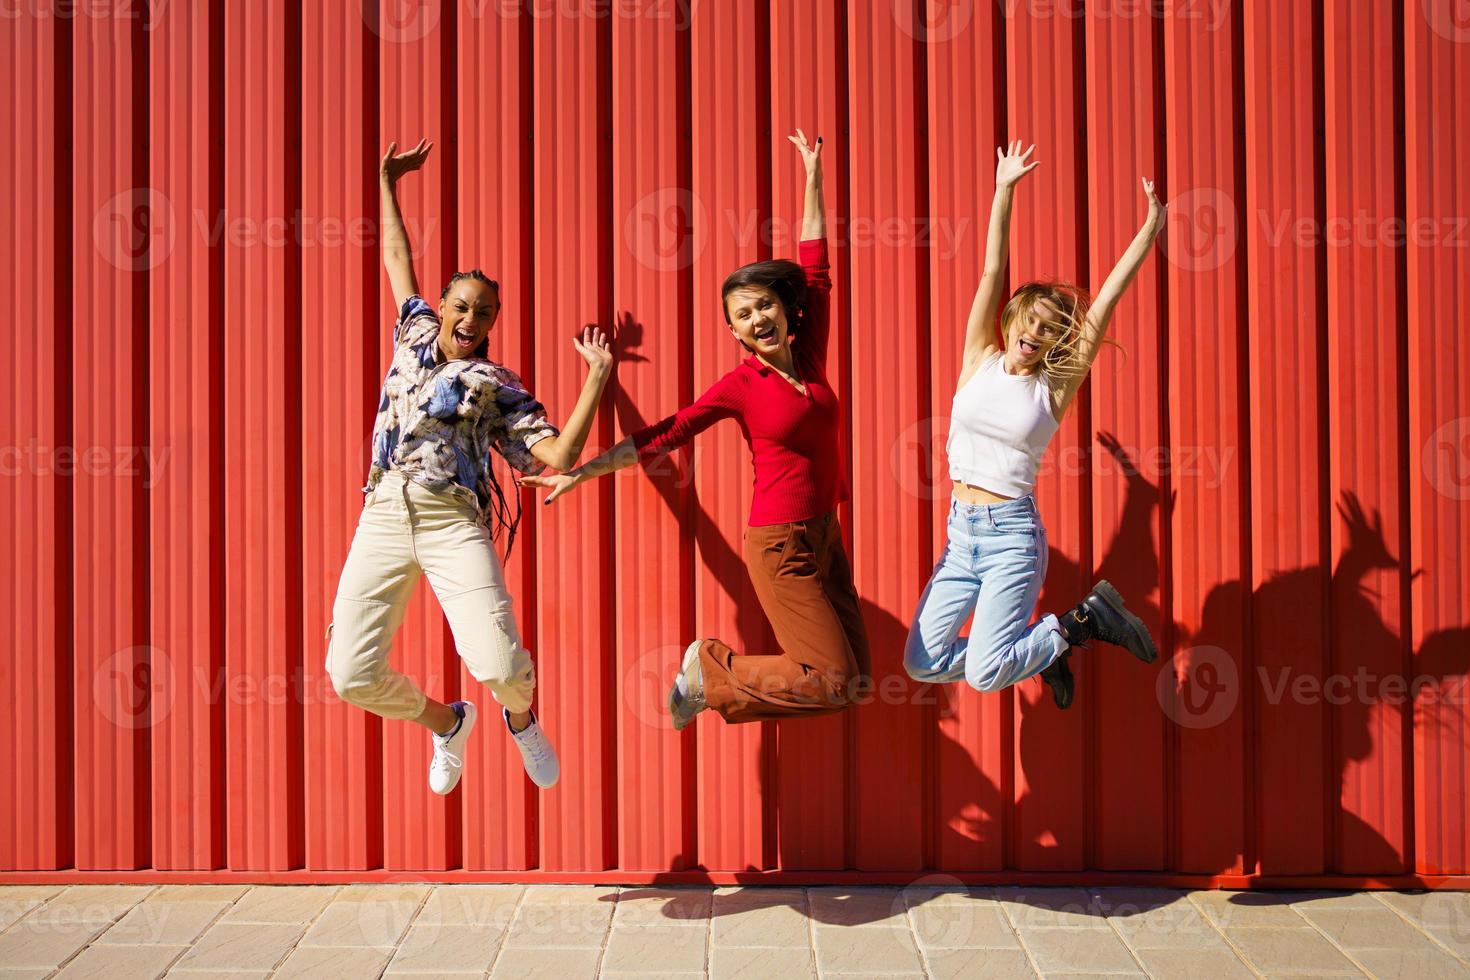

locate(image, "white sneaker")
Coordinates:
429 701 476 795
668 640 708 732
505 708 559 789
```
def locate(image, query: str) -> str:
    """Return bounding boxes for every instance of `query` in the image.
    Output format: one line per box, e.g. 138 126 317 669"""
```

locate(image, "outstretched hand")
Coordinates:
381 139 432 184
519 471 582 504
996 140 1039 188
572 325 613 375
787 128 823 177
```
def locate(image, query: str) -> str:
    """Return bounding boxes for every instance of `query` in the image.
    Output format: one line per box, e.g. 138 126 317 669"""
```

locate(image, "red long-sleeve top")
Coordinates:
631 239 847 526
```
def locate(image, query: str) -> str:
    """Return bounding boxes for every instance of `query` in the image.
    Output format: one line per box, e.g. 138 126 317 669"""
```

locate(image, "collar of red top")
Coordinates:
746 355 802 377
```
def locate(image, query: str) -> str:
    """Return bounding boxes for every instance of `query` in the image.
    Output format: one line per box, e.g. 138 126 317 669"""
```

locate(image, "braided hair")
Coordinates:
441 269 523 557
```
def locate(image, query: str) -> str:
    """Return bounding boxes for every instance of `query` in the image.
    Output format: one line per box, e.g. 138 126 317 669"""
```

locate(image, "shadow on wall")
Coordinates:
606 313 1469 878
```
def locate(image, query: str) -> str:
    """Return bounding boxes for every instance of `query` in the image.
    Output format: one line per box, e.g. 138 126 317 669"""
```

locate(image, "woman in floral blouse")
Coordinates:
326 139 612 794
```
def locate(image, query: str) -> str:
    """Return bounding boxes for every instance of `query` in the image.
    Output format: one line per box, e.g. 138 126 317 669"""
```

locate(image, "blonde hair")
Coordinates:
999 281 1122 389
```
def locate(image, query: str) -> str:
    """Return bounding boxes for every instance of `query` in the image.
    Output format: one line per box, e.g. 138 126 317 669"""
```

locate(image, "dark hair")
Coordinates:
720 260 808 327
441 268 500 301
440 270 522 556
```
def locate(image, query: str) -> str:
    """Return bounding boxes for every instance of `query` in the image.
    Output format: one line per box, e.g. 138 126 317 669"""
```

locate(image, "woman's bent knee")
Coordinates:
903 631 945 682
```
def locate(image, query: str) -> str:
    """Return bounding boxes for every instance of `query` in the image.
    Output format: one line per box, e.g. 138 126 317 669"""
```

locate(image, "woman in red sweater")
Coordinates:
523 130 868 730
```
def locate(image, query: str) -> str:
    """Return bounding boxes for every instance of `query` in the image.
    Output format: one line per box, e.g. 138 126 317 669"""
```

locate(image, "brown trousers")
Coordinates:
699 512 872 723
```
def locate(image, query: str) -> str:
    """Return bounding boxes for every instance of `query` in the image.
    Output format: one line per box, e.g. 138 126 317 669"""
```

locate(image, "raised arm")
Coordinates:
787 129 825 240
526 326 614 471
379 139 431 310
786 130 832 369
520 436 640 504
522 375 738 503
1052 178 1165 416
961 141 1039 375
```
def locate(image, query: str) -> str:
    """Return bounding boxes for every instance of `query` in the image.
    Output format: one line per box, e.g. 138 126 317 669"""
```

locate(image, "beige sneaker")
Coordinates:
668 640 708 731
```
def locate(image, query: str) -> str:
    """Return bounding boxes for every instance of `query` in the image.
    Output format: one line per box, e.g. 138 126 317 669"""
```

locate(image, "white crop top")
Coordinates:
947 352 1059 497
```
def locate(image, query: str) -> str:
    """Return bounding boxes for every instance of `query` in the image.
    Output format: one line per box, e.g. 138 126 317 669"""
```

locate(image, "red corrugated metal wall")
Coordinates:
3 0 1469 883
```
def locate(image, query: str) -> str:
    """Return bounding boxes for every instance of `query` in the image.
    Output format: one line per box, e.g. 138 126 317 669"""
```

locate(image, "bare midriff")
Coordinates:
952 480 1015 505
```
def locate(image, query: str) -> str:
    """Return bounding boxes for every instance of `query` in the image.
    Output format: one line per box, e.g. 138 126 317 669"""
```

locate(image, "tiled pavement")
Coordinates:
1 883 1468 978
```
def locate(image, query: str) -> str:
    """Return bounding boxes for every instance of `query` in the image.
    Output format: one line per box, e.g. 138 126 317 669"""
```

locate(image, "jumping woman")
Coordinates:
326 139 613 792
523 130 868 730
905 141 1164 709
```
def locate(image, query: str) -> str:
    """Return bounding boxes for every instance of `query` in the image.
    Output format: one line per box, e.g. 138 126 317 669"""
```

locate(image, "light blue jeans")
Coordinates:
904 494 1068 691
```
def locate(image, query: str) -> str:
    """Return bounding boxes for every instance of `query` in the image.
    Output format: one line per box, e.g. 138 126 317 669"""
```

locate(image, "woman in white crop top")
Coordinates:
904 141 1165 710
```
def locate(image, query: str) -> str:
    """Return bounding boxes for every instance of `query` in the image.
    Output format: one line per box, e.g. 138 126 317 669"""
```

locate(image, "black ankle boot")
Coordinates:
1039 652 1074 710
1059 580 1158 663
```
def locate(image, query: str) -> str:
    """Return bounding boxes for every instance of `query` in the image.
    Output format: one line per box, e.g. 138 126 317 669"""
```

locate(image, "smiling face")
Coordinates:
1000 285 1085 378
724 284 790 357
437 278 500 360
1003 299 1065 374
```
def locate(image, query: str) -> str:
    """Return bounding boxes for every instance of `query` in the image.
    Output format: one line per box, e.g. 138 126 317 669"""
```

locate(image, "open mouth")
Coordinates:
1016 336 1040 357
753 325 777 345
452 325 477 350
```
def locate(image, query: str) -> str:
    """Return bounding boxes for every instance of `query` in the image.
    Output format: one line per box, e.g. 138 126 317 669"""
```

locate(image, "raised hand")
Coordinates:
1141 177 1165 230
519 471 582 504
787 128 823 178
572 325 613 375
380 139 432 185
996 140 1039 188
